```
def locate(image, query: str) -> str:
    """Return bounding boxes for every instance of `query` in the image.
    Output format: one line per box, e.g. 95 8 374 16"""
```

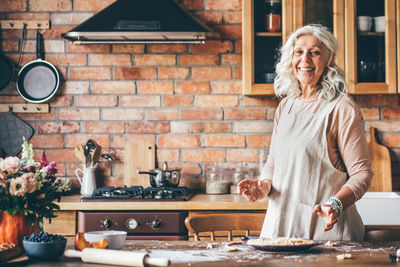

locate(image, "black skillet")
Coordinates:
16 31 59 103
0 31 14 91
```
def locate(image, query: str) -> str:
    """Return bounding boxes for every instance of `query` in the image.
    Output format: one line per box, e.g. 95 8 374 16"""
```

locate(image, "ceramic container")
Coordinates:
84 230 127 250
357 16 372 32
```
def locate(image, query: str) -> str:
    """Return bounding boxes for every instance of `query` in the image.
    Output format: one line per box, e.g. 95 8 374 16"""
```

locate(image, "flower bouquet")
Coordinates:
0 139 71 245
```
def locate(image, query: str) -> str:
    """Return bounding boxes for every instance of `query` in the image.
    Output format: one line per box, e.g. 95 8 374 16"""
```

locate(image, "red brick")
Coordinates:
385 134 400 148
192 122 232 133
127 122 170 134
192 67 231 79
30 135 64 148
159 67 189 79
83 122 124 133
63 81 89 94
135 54 176 66
59 108 100 120
0 0 26 11
147 44 187 53
221 54 242 65
147 109 179 120
211 81 242 94
267 108 276 120
361 108 380 120
0 96 23 104
158 135 200 148
49 95 73 107
176 81 210 94
170 122 191 133
69 67 111 80
206 0 241 10
225 109 267 120
355 95 399 106
65 134 110 148
157 149 180 162
194 11 223 24
181 109 223 120
75 96 118 107
92 81 136 94
224 11 242 24
178 55 219 65
214 25 242 39
176 0 203 10
382 108 400 120
196 95 238 107
1 40 18 52
89 54 132 66
74 0 116 11
248 135 272 147
137 81 174 94
182 149 226 162
8 12 49 20
51 12 92 24
227 149 259 162
234 121 274 133
175 163 201 175
235 40 242 53
365 121 400 132
102 109 144 120
30 0 72 11
121 96 160 107
242 96 279 107
112 135 156 148
203 135 245 147
42 26 74 39
38 122 80 134
190 40 233 53
18 110 56 121
45 54 87 66
112 44 145 53
114 67 157 80
67 43 110 53
163 96 193 107
45 149 76 163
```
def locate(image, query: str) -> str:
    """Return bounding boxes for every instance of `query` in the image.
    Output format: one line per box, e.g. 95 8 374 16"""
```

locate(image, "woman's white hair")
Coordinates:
274 24 346 101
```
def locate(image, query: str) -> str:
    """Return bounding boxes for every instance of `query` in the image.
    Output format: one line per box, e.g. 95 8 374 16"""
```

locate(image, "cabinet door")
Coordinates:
345 0 397 94
293 0 345 70
242 0 293 95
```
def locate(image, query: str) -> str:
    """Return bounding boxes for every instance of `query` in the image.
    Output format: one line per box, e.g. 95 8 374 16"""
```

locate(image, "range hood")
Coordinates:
62 0 219 44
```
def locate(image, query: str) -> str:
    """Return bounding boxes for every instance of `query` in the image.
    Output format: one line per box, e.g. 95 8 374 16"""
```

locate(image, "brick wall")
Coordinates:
0 0 399 191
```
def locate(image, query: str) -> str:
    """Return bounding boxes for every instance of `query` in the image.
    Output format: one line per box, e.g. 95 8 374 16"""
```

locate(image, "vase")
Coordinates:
0 212 39 247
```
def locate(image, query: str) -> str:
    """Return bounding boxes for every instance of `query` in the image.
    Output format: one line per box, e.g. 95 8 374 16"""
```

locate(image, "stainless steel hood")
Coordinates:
61 0 219 44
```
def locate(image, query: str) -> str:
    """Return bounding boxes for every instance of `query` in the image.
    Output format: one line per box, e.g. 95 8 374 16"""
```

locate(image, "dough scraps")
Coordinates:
247 237 315 246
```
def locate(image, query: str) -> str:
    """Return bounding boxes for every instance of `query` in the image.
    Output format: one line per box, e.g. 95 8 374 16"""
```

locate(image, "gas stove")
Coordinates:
80 186 193 201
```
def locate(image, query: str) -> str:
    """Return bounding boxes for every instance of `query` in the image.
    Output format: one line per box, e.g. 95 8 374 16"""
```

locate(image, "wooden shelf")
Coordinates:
0 20 50 29
357 31 385 36
255 32 282 37
0 104 49 113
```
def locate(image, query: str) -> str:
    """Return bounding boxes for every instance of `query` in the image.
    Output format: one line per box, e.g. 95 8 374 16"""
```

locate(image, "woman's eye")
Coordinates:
294 50 302 55
310 50 320 55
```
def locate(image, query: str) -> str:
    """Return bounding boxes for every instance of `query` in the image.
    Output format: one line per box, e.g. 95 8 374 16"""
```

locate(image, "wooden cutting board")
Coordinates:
123 143 155 187
368 127 392 192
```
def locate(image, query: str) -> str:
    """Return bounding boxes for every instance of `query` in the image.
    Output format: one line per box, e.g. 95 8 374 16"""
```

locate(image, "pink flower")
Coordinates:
0 171 6 188
0 156 20 175
40 151 47 168
9 172 37 196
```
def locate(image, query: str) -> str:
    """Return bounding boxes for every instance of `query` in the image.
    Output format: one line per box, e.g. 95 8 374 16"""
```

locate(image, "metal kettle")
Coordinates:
137 162 181 188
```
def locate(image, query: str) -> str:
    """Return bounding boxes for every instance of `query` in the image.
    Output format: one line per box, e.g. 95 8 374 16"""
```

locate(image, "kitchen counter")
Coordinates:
6 238 400 266
58 194 268 211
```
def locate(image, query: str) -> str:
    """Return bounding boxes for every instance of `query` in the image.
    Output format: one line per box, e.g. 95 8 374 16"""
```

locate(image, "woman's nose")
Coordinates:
301 52 310 61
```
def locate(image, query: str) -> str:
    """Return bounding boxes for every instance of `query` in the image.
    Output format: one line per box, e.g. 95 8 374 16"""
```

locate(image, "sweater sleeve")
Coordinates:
336 96 373 201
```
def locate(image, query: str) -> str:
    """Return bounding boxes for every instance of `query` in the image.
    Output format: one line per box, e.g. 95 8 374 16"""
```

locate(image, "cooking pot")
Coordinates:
137 162 181 188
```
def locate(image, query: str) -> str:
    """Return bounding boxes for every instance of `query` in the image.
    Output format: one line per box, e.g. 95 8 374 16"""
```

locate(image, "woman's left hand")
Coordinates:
313 204 338 231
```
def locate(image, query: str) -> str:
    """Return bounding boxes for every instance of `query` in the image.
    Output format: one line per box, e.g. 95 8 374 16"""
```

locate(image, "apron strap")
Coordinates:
319 94 344 116
282 97 296 114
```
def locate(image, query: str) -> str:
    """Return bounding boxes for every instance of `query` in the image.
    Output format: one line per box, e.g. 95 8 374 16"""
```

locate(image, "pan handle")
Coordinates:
36 30 44 60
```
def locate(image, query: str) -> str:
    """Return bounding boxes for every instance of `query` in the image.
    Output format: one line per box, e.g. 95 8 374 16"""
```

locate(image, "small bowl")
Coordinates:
84 230 127 250
23 239 67 261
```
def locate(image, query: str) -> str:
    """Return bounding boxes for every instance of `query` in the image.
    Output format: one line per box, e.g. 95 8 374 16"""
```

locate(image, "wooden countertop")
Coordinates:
58 194 268 211
7 239 400 266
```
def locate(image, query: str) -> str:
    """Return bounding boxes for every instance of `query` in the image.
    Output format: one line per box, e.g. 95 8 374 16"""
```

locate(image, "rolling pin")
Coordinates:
64 248 170 267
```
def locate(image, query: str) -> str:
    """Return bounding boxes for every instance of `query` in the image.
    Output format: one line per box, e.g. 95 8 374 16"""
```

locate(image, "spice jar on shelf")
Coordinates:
230 164 254 194
265 0 281 32
205 165 230 194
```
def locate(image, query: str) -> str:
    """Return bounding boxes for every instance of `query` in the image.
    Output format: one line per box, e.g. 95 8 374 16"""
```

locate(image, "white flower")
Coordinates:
9 172 37 196
0 156 20 175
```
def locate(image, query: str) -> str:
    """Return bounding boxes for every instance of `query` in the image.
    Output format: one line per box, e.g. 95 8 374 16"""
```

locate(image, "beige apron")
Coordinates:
260 95 364 241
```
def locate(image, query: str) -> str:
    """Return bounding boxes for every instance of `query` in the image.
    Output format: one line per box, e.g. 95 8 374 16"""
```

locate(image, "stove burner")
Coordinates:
82 186 192 201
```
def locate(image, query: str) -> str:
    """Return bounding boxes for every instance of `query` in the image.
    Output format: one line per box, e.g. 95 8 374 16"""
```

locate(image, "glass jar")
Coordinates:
265 0 281 32
205 166 230 194
230 167 246 194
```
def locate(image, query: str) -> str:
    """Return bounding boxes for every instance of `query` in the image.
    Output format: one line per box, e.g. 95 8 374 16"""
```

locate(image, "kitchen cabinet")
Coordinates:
243 0 398 95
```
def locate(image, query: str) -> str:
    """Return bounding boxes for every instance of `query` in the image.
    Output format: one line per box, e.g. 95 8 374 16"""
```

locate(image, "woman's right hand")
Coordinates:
237 179 271 202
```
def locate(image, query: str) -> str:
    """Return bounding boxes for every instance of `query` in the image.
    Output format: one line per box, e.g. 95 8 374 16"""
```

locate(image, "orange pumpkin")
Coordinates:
0 212 39 247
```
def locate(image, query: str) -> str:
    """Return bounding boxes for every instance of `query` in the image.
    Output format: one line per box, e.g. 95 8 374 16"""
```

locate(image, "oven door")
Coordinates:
78 211 188 240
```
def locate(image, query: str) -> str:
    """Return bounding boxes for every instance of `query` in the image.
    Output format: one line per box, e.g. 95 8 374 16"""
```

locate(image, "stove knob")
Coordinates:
126 218 138 230
148 219 162 230
103 219 113 229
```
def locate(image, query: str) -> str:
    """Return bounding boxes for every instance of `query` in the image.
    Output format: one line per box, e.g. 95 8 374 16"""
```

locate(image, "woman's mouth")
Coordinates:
298 67 314 71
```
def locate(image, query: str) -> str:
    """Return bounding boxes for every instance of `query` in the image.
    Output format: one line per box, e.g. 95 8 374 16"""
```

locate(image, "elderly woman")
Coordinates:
238 24 372 241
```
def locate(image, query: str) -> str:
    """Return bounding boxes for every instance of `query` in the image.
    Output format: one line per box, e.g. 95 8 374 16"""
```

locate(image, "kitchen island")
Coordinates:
6 238 400 266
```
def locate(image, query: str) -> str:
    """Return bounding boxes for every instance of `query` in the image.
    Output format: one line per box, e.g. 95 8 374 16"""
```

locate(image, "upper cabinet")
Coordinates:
243 0 398 95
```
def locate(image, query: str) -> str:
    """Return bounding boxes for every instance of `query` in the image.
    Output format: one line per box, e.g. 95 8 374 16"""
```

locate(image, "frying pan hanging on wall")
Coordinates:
16 31 59 103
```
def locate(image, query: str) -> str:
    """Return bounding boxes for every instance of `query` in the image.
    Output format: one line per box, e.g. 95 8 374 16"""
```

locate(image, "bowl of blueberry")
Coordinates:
23 232 67 260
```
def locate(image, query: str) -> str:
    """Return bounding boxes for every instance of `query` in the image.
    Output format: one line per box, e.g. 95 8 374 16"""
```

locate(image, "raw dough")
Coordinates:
336 253 352 260
247 237 314 246
226 241 243 246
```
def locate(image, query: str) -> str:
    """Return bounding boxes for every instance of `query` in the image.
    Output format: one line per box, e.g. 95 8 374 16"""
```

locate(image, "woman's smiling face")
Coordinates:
291 34 330 91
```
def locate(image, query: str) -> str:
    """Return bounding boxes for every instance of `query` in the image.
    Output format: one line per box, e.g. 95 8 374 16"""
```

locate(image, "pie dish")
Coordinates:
246 237 322 252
